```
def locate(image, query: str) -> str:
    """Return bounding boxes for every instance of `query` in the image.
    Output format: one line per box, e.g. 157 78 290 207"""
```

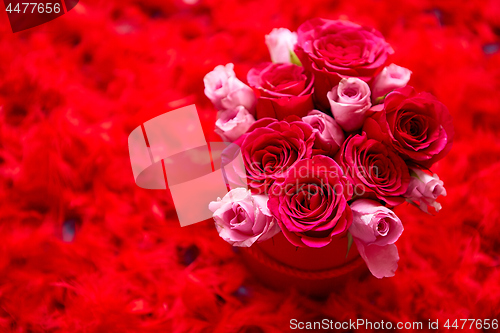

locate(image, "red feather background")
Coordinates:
0 0 499 331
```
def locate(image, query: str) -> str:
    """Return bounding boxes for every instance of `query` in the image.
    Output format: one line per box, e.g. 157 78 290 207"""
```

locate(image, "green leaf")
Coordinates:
290 50 302 66
346 232 353 259
374 96 386 104
374 92 391 105
409 168 420 179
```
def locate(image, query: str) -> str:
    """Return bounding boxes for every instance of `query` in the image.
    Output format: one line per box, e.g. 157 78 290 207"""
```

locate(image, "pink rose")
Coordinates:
371 64 412 101
209 188 280 247
268 155 353 248
265 28 298 64
405 168 447 213
204 63 257 113
327 78 372 132
247 62 314 120
302 110 345 156
237 117 315 194
335 132 410 206
363 86 454 168
215 106 256 142
349 199 403 278
294 18 393 110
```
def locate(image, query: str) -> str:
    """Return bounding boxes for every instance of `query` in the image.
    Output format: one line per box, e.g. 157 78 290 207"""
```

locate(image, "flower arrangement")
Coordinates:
204 18 454 279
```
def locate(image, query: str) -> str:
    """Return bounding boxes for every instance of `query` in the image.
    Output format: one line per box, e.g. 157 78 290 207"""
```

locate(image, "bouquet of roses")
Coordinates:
204 18 454 278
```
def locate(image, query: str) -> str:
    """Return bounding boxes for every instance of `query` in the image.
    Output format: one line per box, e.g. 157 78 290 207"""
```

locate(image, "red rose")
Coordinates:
294 18 393 110
247 62 314 120
238 117 315 194
336 132 411 206
268 155 353 248
363 86 454 168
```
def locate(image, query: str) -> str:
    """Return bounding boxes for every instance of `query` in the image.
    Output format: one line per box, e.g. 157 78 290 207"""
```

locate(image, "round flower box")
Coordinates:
240 232 367 295
202 17 454 286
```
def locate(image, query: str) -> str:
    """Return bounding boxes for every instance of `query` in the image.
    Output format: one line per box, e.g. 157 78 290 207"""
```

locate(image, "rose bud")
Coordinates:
336 132 411 206
363 86 454 168
371 64 412 101
215 106 256 142
404 168 447 213
209 188 280 247
294 18 393 110
265 28 298 64
247 62 314 120
302 110 345 156
349 199 403 278
204 63 257 113
327 78 372 132
268 155 353 248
